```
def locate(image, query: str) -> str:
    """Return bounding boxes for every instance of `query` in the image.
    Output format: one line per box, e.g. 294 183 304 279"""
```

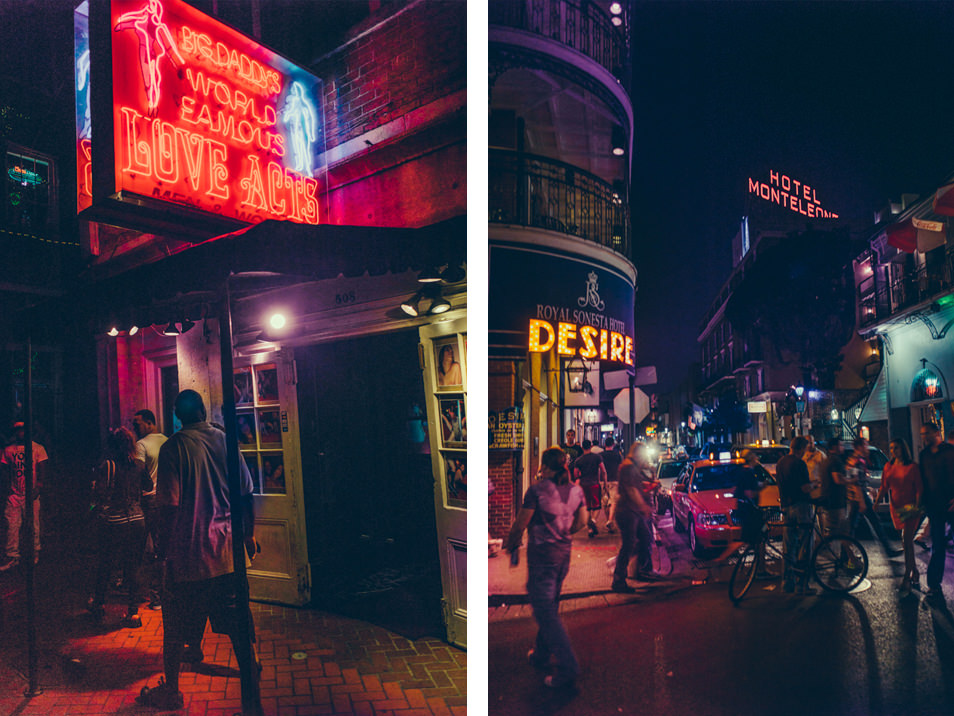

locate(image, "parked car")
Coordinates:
655 457 692 515
671 456 780 557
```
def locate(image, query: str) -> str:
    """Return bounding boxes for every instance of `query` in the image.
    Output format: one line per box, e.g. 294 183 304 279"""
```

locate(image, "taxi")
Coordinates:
671 450 780 557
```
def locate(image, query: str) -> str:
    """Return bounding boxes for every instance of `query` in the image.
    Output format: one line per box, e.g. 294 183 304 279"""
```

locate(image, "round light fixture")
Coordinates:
269 313 287 330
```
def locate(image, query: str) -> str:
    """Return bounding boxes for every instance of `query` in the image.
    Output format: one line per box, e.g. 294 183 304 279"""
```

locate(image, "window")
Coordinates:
5 150 55 236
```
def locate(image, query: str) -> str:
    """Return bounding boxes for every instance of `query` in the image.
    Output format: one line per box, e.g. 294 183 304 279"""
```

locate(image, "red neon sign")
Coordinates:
747 170 838 219
80 0 324 225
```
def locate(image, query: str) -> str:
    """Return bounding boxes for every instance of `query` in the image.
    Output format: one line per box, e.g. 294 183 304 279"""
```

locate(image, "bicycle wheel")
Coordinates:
812 535 868 592
729 544 759 604
652 537 674 577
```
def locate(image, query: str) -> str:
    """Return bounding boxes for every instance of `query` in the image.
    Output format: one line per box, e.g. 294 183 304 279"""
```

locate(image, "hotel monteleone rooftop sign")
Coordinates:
747 169 838 219
76 0 325 232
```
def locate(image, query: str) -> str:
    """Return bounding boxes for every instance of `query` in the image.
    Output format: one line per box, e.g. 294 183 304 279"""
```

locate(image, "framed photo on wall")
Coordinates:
234 367 253 405
443 452 466 506
258 409 282 446
439 397 466 447
256 364 279 403
434 337 464 391
261 452 286 494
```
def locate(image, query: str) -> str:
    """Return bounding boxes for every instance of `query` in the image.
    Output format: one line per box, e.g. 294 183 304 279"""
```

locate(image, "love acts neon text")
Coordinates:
108 0 322 225
528 319 635 366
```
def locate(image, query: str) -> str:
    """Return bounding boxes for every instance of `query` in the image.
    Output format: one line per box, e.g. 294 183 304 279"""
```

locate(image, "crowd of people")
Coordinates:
0 394 262 711
506 423 954 690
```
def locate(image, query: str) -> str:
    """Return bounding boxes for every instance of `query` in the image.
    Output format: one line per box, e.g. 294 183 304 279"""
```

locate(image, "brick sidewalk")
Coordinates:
0 551 466 716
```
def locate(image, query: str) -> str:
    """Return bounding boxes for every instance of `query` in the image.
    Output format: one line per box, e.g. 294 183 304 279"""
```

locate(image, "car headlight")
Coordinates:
697 512 729 526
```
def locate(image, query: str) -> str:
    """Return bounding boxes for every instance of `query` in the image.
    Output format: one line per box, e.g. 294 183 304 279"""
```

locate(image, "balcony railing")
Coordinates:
489 0 626 79
489 149 631 257
859 247 954 328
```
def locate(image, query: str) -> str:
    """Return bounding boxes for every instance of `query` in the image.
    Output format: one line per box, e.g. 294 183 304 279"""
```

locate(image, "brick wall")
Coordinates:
315 1 466 151
489 360 519 539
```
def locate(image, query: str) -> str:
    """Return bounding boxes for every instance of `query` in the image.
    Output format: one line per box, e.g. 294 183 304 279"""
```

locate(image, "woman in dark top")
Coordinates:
88 427 151 628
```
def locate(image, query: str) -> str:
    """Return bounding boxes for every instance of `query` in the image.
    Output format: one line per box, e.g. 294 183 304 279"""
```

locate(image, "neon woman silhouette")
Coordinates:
281 81 318 175
114 0 184 114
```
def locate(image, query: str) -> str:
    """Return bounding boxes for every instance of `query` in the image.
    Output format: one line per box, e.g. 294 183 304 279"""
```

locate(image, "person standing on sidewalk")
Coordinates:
0 422 48 571
132 409 167 609
87 427 150 627
919 422 954 603
505 446 587 689
612 442 655 593
573 440 606 537
137 390 259 710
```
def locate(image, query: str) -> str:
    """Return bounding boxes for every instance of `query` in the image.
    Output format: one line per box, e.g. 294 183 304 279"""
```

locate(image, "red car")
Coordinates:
671 455 778 557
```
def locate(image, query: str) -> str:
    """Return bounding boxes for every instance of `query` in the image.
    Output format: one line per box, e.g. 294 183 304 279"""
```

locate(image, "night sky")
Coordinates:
629 1 954 395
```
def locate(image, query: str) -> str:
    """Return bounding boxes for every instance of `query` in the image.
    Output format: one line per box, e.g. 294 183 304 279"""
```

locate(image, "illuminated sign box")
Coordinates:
747 170 838 220
77 0 325 234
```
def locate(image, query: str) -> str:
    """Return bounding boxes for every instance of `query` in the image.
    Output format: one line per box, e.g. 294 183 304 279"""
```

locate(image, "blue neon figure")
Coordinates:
281 81 318 175
114 0 184 115
76 48 91 139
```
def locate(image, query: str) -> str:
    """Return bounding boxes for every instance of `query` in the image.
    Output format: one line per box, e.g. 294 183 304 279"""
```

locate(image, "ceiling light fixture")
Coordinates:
611 125 625 156
417 266 442 283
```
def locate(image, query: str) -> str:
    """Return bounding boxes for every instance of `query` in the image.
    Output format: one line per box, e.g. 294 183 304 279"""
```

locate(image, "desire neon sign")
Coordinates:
747 170 838 219
77 0 324 225
528 318 635 366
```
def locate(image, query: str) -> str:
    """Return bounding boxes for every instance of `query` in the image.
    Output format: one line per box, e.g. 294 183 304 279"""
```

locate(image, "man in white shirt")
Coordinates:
133 409 167 609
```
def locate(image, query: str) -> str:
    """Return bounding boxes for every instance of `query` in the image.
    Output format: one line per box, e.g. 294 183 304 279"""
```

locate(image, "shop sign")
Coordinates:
747 169 838 219
747 401 767 413
489 406 524 450
75 0 324 225
489 245 636 370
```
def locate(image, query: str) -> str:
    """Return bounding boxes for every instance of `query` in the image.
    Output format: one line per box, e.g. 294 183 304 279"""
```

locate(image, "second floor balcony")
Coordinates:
489 0 628 81
489 148 631 257
858 246 954 329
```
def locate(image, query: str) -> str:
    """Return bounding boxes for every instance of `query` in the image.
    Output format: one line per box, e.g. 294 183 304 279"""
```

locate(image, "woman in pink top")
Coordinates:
875 437 923 596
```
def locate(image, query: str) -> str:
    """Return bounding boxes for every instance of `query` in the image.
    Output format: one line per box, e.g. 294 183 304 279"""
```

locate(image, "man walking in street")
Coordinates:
505 446 587 689
573 439 606 537
0 422 48 571
612 442 656 592
919 422 954 603
137 390 259 710
562 429 583 468
776 436 815 594
132 409 167 609
602 437 622 533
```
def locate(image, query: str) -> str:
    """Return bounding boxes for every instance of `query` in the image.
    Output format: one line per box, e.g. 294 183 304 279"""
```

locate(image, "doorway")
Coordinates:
296 330 442 639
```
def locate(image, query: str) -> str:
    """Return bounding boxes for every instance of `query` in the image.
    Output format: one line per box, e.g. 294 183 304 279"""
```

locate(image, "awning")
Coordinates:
858 365 888 423
16 217 465 336
885 217 946 254
934 183 954 216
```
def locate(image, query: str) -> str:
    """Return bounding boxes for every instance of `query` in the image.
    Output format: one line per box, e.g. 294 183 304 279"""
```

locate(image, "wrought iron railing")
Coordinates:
489 0 626 79
489 148 631 256
858 248 954 328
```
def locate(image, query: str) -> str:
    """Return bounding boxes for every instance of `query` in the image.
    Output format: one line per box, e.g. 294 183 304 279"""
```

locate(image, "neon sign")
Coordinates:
747 170 838 219
528 318 635 366
77 0 324 225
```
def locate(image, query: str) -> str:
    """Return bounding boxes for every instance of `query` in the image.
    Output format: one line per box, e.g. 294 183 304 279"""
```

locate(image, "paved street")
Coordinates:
489 515 954 716
0 532 466 716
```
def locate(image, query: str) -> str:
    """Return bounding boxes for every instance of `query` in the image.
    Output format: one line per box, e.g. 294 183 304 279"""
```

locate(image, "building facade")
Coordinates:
488 0 635 539
856 181 954 450
70 0 466 647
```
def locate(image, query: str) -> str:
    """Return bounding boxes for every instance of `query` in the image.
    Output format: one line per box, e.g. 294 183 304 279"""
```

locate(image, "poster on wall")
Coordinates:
434 337 464 391
439 397 466 448
489 406 524 450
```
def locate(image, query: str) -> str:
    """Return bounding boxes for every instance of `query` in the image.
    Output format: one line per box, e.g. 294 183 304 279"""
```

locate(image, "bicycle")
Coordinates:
729 506 868 604
649 493 674 577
